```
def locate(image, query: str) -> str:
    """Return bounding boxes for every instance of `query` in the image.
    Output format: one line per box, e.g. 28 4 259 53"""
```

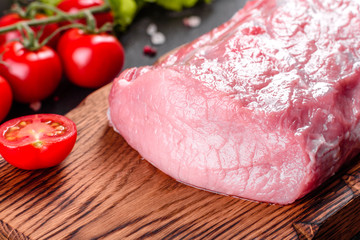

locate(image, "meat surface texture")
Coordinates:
108 0 360 204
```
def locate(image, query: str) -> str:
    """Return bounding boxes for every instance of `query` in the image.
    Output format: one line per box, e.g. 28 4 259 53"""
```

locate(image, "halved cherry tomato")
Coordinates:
0 41 62 103
0 114 77 170
0 13 60 48
57 28 124 88
0 76 12 123
57 0 113 28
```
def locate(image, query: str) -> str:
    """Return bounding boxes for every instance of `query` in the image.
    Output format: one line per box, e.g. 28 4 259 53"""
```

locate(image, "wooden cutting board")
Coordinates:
0 82 359 240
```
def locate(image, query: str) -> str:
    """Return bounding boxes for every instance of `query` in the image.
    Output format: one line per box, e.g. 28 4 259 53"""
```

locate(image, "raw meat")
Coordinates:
108 0 360 204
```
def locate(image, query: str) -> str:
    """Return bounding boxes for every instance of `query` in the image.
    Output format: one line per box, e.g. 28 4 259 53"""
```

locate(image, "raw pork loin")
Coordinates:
108 0 360 204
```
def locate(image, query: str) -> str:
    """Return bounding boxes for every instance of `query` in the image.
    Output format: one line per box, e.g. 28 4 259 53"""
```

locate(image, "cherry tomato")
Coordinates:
0 13 60 48
0 76 12 123
57 0 113 28
57 28 124 88
0 41 62 103
0 114 77 170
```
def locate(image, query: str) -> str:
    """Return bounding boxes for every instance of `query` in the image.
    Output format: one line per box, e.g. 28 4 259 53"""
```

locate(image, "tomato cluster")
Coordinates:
0 0 124 170
0 0 124 123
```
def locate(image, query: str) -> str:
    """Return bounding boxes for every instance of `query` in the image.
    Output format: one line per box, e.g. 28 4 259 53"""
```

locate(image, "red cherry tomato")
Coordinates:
0 114 77 170
0 13 60 48
0 76 12 123
57 28 124 88
57 0 113 28
0 41 62 103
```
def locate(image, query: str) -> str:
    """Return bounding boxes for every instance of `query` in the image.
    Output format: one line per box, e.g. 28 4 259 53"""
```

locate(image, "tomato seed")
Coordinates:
9 126 20 132
6 136 16 141
51 122 60 127
55 126 65 131
32 141 43 148
19 121 27 127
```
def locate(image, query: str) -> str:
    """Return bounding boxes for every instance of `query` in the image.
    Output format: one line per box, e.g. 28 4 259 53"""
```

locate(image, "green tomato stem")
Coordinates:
83 10 97 33
11 5 24 18
0 4 111 34
38 22 85 48
18 23 40 51
98 22 113 33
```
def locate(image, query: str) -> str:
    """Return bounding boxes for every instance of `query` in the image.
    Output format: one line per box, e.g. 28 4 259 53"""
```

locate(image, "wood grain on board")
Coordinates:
0 83 360 239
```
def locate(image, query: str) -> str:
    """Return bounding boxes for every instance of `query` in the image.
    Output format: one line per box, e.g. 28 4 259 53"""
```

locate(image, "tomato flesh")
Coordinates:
0 114 77 170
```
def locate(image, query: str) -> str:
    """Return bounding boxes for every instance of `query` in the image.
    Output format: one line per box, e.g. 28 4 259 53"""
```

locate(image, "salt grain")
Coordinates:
29 101 42 112
151 32 166 45
146 23 158 36
183 16 201 28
